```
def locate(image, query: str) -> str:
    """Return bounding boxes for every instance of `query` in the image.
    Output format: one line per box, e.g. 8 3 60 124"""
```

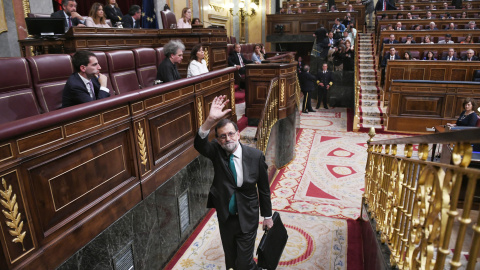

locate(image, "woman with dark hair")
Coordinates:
187 44 209 77
177 7 192 28
86 3 111 28
423 51 437 60
104 0 123 26
447 98 478 127
404 51 413 60
192 18 201 25
251 44 264 64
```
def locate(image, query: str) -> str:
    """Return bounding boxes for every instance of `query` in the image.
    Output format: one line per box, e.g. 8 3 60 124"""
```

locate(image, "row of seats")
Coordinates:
383 35 478 43
380 23 480 30
0 47 166 124
388 49 477 59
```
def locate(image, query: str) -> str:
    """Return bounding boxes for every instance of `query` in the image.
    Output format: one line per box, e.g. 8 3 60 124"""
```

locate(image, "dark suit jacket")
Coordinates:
299 72 317 93
383 40 399 44
122 14 140 28
104 5 123 25
441 56 459 60
194 134 272 233
62 73 110 108
381 53 400 67
462 55 480 61
375 0 396 10
228 52 253 67
317 70 333 89
156 58 181 83
51 10 82 29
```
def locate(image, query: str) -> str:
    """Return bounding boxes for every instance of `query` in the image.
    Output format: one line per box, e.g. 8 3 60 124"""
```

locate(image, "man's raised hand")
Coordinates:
208 95 231 122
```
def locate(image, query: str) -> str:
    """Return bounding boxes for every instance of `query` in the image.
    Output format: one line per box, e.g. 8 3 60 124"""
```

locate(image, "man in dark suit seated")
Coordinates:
62 51 110 108
381 47 400 85
228 43 253 75
404 35 416 44
468 21 479 30
156 40 184 83
316 63 333 109
427 22 439 30
299 65 316 113
122 5 141 28
104 0 124 26
51 0 85 31
194 95 273 270
462 49 480 61
441 48 459 60
384 34 399 44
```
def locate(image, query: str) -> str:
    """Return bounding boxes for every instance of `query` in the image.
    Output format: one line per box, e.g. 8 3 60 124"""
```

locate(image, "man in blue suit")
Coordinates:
316 63 333 109
122 5 141 28
51 0 85 31
441 48 459 60
62 51 111 108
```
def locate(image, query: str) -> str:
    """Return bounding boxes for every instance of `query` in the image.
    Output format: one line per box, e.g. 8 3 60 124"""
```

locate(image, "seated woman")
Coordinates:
187 44 209 77
86 2 111 28
404 51 415 60
461 34 474 44
447 98 478 127
192 18 202 25
251 44 265 64
422 35 434 44
423 51 437 60
177 7 192 29
104 0 123 26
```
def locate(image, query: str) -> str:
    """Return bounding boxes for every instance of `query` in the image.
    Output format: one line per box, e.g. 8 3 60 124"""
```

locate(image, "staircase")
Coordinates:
356 32 386 131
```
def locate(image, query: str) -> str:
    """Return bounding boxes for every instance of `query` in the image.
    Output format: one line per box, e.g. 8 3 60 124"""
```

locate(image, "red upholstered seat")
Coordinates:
160 10 177 29
92 51 114 93
0 57 41 123
27 13 50 18
155 47 166 65
27 54 74 112
133 48 157 88
105 50 141 94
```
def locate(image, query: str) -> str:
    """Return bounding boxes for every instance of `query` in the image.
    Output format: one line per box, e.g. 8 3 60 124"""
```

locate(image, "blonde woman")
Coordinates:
85 2 111 28
177 7 192 28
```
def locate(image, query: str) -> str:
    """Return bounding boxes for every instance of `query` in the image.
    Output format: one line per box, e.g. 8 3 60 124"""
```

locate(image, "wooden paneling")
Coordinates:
387 81 480 132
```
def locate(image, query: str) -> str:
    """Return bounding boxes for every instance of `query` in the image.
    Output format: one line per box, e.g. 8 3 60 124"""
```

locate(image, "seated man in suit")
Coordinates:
468 21 478 30
462 49 480 61
299 65 317 113
442 48 459 60
424 11 433 19
427 22 439 30
122 5 141 28
404 34 416 44
395 22 404 30
384 34 399 44
228 43 253 75
406 12 413 19
381 47 400 85
51 0 85 31
194 95 273 270
62 51 110 108
316 63 333 109
156 40 184 83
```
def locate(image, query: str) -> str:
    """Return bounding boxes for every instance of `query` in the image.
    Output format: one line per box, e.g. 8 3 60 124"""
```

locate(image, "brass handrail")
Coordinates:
255 77 279 153
363 127 480 269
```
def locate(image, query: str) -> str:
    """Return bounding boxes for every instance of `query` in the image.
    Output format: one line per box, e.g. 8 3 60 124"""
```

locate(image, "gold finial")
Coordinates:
367 127 376 143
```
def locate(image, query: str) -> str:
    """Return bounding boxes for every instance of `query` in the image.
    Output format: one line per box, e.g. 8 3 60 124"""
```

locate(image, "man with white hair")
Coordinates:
462 49 479 61
156 40 185 83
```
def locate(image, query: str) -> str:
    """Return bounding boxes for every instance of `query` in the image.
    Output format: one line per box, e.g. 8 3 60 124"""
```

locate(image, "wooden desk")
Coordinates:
18 37 66 57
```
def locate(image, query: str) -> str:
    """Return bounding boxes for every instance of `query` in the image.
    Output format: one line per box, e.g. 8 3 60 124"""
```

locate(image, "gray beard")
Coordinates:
221 141 239 153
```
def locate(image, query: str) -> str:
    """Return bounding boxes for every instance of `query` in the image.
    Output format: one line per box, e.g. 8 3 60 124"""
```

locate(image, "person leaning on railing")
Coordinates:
447 98 479 127
251 44 264 64
85 2 111 28
187 44 209 78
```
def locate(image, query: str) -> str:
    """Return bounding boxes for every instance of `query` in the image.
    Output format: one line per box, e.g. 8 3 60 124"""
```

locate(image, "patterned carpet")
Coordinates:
300 107 347 132
167 211 348 270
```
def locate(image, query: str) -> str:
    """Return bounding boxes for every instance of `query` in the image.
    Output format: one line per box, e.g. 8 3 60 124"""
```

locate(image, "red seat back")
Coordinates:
133 48 158 88
92 51 114 93
155 47 166 66
27 54 73 112
0 57 41 123
160 10 177 29
105 50 140 94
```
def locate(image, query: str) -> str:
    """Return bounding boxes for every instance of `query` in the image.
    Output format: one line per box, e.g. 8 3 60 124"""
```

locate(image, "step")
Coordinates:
358 123 384 130
359 93 380 100
239 126 257 148
359 74 377 80
359 116 384 126
359 99 380 107
359 106 384 118
359 80 377 86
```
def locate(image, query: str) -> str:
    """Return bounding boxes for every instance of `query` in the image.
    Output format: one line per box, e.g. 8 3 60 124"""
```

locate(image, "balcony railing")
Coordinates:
363 127 480 269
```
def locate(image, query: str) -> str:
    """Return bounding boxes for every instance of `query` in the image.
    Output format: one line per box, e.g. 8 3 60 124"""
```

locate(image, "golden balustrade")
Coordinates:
363 127 480 269
255 78 279 153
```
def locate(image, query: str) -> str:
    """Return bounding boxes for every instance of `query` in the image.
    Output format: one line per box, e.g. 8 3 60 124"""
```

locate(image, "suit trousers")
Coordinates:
302 91 313 111
219 215 259 270
317 87 329 108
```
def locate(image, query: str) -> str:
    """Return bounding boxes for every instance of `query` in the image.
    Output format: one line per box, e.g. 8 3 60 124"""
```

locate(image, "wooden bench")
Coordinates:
387 80 480 132
383 60 480 104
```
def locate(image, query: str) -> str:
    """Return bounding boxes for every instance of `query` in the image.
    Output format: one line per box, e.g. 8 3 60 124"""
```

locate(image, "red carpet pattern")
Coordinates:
270 129 405 219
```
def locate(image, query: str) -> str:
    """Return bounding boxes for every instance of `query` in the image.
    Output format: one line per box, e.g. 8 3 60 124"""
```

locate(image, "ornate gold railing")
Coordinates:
364 127 480 269
353 32 360 131
255 78 279 153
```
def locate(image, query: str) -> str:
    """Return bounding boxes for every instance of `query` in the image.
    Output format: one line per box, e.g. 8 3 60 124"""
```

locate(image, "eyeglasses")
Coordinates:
217 132 237 140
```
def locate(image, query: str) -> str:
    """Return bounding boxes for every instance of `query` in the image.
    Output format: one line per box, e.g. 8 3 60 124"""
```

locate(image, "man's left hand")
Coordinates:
263 218 274 230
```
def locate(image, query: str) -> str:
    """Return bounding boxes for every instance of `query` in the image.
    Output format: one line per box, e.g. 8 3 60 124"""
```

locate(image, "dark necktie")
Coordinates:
228 154 238 215
68 17 72 27
88 81 95 99
238 53 244 67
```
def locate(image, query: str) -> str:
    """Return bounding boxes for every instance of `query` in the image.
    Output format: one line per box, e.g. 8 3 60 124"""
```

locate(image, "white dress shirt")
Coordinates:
78 74 110 97
187 59 209 77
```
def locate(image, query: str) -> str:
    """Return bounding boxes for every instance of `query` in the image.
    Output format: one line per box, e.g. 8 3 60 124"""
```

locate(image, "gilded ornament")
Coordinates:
22 0 31 18
196 96 204 127
280 80 285 103
1 178 26 251
137 123 148 166
203 47 210 69
230 82 236 115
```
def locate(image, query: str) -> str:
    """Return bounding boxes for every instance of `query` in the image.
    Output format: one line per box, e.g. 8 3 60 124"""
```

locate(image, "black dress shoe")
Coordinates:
308 109 316 112
324 106 329 109
315 106 320 109
302 110 308 114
